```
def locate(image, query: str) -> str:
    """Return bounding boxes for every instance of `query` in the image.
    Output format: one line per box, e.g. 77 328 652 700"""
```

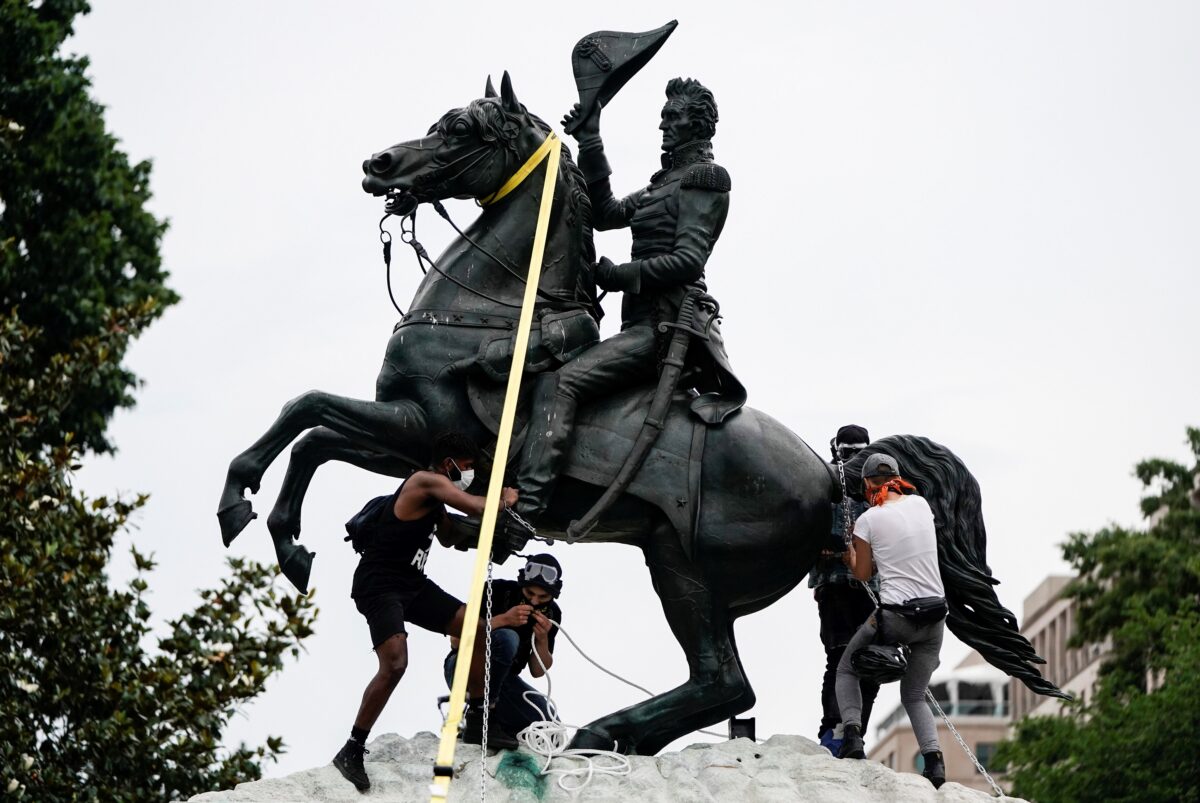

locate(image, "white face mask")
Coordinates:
453 469 475 491
448 460 474 491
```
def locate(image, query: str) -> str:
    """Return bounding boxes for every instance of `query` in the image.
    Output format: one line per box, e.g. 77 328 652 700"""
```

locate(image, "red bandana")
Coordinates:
869 477 916 507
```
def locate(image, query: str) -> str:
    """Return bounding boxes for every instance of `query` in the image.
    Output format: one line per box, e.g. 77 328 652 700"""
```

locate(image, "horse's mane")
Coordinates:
527 109 597 270
455 99 596 286
845 435 1071 700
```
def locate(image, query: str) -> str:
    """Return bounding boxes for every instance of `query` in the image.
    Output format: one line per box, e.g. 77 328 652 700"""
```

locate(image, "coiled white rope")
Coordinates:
510 618 728 793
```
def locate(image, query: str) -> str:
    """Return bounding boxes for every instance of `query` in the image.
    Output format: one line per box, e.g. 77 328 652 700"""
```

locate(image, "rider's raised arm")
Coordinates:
597 178 730 294
574 133 638 231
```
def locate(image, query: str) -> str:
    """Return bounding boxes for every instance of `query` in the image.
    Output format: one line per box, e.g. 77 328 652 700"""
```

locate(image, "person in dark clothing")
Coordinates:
443 554 564 737
810 424 881 756
332 432 520 792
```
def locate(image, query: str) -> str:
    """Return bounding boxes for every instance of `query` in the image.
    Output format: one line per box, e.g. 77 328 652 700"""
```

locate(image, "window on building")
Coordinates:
913 752 925 772
929 682 950 707
958 681 995 715
886 752 895 769
976 742 1000 772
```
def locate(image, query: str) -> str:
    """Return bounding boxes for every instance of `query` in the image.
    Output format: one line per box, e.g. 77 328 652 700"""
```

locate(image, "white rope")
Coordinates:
507 618 732 794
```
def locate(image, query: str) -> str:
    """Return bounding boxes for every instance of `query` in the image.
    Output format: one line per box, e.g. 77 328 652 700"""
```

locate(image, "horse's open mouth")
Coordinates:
384 191 419 217
361 174 399 197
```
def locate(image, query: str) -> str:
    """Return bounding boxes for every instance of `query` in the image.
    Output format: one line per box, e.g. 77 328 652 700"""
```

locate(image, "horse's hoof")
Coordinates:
568 726 627 753
279 545 315 595
217 500 257 547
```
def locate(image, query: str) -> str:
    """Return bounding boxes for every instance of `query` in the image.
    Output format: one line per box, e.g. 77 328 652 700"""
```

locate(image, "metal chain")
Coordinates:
836 459 1005 798
481 561 494 802
926 688 1006 797
836 458 855 547
502 507 553 545
859 580 1004 796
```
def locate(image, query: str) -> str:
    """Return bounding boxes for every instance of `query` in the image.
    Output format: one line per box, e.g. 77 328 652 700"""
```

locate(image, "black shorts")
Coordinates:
354 578 463 649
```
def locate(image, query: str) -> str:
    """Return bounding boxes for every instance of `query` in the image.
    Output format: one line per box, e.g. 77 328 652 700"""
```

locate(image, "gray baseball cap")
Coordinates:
862 453 901 479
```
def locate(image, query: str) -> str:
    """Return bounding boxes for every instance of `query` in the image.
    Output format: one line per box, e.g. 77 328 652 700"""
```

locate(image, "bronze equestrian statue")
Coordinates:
216 32 1067 754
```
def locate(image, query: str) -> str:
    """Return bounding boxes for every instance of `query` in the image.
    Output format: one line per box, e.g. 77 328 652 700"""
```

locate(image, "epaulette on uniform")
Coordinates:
681 163 731 192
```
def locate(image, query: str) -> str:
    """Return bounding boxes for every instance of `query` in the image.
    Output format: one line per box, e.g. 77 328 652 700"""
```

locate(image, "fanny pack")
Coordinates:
343 493 394 554
881 596 948 627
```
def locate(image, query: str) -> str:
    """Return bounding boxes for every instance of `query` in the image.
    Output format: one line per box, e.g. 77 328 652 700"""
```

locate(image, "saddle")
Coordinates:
468 379 706 548
462 298 745 549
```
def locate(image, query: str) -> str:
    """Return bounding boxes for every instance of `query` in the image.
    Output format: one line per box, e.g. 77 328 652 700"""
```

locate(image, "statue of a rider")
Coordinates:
508 72 745 540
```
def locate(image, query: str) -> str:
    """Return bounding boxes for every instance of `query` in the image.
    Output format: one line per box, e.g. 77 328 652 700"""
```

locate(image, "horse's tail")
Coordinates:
846 435 1070 700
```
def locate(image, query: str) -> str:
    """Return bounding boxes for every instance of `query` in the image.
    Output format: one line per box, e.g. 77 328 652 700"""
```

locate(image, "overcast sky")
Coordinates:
70 0 1198 783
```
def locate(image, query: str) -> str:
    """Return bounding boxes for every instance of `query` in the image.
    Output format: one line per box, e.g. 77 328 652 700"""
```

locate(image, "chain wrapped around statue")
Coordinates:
215 20 1068 759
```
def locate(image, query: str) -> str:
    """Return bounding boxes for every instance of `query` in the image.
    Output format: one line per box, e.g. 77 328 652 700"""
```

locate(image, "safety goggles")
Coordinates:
835 442 868 461
523 561 559 585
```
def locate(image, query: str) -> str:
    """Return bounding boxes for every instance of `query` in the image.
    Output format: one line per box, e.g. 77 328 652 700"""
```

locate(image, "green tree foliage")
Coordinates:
996 429 1200 803
1 0 178 454
1 310 318 800
1 4 318 798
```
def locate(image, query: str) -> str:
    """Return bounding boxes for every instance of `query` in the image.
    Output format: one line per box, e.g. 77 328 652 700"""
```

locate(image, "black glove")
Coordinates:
594 256 639 293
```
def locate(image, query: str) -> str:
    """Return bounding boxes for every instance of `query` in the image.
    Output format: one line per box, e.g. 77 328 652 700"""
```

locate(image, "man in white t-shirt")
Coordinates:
834 453 948 790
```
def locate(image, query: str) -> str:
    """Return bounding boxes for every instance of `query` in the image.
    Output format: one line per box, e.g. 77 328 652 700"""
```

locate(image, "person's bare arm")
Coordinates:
844 535 874 583
396 472 517 520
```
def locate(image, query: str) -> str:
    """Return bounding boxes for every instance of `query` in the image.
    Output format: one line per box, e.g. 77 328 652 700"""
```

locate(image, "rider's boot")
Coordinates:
493 508 536 564
511 372 576 529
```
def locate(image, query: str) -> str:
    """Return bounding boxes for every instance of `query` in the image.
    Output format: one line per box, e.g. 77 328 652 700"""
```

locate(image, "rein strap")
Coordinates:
478 132 560 206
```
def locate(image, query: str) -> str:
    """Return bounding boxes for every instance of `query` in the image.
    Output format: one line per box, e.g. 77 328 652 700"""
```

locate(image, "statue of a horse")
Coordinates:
217 73 1065 754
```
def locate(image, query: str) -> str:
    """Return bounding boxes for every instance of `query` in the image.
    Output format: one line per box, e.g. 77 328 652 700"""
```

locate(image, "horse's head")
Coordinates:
362 72 545 204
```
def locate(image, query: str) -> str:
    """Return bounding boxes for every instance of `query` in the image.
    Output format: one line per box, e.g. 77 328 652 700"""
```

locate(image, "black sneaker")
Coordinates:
333 739 370 792
922 750 946 789
838 724 866 759
461 705 519 751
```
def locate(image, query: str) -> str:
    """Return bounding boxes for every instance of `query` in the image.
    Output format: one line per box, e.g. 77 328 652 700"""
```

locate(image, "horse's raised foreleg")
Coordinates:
568 520 754 755
217 390 427 547
262 426 422 591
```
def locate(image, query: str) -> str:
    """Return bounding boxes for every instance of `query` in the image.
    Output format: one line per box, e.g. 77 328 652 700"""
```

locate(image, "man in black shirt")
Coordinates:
333 432 519 792
444 554 564 738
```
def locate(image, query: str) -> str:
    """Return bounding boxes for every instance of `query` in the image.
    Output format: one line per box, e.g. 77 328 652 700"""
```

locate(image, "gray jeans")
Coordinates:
835 610 944 753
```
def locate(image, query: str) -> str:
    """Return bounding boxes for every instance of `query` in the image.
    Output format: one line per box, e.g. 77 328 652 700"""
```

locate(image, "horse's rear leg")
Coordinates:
569 521 753 755
217 391 426 546
264 427 422 592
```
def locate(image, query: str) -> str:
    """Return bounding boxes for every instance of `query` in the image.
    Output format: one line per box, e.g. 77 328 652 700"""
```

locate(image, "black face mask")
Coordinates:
521 589 553 613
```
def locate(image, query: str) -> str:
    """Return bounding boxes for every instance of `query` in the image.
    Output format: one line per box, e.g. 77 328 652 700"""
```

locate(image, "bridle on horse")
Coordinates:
377 131 581 317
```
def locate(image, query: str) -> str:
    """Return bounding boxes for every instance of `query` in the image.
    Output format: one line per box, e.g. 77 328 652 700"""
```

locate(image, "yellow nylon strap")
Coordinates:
430 135 562 801
477 132 559 206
